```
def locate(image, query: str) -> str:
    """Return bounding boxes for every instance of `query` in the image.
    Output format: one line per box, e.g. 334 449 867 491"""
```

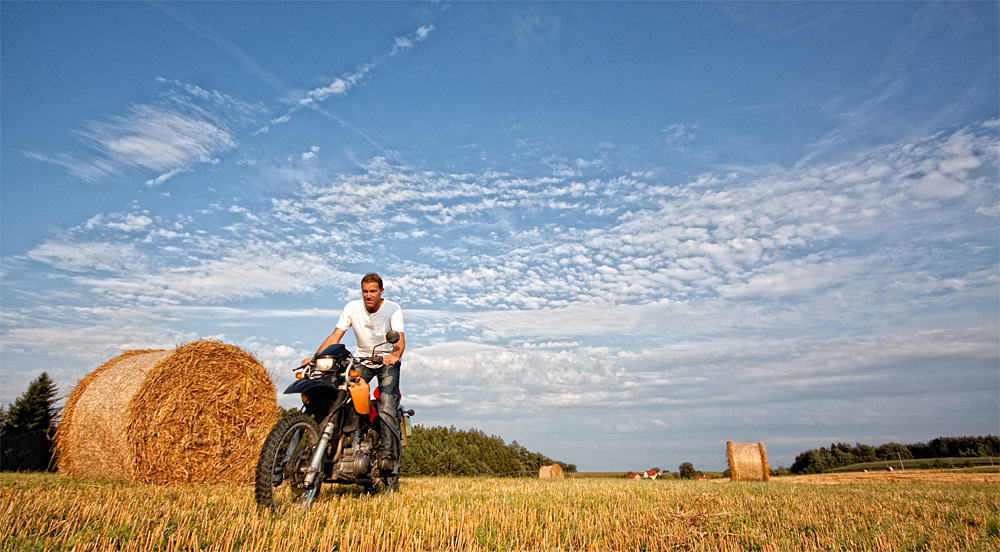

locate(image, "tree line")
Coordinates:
1 372 577 477
789 435 999 474
400 424 576 477
0 373 59 472
4 373 993 478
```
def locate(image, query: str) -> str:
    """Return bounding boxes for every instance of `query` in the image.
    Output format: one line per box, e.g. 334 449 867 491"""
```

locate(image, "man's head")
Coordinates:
361 273 384 312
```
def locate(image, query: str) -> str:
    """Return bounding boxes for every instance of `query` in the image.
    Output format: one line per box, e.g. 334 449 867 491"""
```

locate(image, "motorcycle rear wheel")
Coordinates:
254 412 323 511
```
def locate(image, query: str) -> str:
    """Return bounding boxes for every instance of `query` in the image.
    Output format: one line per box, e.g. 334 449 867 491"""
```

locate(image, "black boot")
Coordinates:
376 454 395 472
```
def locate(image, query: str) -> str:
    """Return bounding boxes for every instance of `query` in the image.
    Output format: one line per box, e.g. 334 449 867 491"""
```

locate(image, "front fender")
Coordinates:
283 377 337 395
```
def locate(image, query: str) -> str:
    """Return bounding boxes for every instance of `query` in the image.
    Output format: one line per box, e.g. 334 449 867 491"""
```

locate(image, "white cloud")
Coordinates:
30 121 994 317
6 122 997 469
301 146 319 161
105 214 153 232
719 258 862 298
391 25 434 55
70 246 347 304
145 167 187 187
26 240 147 273
302 79 348 105
296 24 435 110
663 123 700 149
48 82 263 184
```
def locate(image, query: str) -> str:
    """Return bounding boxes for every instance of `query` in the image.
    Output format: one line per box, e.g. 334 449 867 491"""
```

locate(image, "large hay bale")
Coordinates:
727 441 770 482
539 464 564 479
55 341 278 484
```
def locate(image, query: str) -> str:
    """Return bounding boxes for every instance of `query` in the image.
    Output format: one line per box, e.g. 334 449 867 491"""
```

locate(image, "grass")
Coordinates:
2 471 998 551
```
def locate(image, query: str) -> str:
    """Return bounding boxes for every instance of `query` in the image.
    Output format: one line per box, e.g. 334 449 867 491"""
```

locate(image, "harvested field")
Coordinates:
779 469 1000 485
2 471 997 551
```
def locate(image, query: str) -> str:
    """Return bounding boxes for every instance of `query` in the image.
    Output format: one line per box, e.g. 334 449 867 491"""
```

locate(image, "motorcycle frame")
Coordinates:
285 367 383 491
282 334 402 494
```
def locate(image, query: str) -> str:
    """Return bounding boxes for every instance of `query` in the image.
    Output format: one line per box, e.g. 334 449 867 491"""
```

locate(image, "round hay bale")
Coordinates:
55 341 278 484
727 441 771 482
55 349 164 479
539 464 564 479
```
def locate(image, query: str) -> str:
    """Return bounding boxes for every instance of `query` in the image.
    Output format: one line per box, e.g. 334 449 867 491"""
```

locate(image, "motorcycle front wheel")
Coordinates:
254 412 323 511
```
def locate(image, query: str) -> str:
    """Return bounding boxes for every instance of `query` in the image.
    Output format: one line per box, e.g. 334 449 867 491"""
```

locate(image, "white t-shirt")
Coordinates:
336 299 404 356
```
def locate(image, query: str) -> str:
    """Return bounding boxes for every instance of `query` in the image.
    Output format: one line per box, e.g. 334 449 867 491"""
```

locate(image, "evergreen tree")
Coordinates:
1 373 59 471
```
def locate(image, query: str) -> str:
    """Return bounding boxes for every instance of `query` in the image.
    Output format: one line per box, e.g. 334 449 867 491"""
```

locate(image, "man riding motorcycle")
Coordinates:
303 273 405 476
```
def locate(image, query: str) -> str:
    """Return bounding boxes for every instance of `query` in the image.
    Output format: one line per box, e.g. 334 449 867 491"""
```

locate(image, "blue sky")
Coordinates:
2 1 998 472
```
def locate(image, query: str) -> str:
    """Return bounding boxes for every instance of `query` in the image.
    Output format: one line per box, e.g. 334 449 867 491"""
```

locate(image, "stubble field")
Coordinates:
1 471 997 551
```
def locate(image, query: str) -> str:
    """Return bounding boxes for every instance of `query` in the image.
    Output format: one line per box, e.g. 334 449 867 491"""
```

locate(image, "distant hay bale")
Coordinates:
539 464 564 479
727 441 770 482
55 341 278 484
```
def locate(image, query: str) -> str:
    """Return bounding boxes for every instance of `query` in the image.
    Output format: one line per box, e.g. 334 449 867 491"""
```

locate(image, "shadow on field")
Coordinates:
328 484 367 497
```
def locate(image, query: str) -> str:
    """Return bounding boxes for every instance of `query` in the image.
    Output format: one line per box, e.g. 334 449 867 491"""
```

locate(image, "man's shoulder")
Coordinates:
340 299 367 315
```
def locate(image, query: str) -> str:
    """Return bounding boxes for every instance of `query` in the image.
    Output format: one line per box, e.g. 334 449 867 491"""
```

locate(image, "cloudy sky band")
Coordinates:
2 2 997 470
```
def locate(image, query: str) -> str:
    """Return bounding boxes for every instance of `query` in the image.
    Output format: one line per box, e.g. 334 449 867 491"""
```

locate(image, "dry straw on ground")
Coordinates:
55 341 278 484
727 441 771 481
538 464 564 479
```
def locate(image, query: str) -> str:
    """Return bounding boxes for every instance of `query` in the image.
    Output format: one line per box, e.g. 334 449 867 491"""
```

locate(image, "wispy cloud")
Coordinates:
4 121 996 469
262 24 435 135
31 83 263 185
77 105 234 175
245 23 436 150
13 120 997 320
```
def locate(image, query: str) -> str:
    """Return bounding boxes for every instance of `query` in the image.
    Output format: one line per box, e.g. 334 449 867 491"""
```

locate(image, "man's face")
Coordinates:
361 281 383 312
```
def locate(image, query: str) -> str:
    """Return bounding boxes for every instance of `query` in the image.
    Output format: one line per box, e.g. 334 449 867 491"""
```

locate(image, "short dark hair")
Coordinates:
361 273 383 289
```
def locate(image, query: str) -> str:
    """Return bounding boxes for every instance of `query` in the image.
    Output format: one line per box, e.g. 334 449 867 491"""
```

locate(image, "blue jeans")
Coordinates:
357 361 401 470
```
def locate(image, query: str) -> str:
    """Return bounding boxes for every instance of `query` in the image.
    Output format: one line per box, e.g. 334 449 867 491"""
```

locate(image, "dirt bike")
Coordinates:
254 331 413 510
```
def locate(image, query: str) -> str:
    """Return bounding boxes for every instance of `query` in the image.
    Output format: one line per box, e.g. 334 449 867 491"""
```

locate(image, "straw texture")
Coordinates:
55 341 278 484
539 464 564 479
727 441 771 482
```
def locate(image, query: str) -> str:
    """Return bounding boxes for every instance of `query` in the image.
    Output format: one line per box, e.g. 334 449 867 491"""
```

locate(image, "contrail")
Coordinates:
151 2 297 99
152 3 433 152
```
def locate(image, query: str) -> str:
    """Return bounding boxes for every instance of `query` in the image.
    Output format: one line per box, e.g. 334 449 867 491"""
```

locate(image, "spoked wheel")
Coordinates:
254 412 322 511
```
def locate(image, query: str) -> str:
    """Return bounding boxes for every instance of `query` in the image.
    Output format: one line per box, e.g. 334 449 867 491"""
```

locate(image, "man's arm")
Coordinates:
319 327 347 351
301 327 347 366
384 332 404 365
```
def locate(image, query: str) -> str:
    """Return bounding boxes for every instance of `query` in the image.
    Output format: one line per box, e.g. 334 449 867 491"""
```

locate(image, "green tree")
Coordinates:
678 462 696 479
399 425 571 477
875 442 913 461
1 373 59 471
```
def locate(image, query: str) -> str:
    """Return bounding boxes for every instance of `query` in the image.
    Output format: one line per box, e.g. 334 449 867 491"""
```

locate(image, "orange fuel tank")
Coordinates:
349 380 370 416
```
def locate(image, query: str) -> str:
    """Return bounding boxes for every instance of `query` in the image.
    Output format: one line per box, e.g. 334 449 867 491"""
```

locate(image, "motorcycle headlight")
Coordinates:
316 358 334 370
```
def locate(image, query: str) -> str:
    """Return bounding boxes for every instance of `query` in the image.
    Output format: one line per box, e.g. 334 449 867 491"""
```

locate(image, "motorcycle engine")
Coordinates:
352 441 373 476
334 439 373 478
